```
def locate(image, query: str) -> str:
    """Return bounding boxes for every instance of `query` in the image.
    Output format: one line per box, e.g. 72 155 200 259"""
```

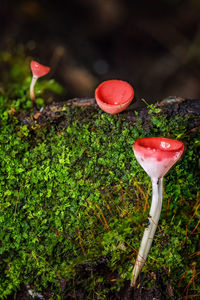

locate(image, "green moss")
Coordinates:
0 100 199 299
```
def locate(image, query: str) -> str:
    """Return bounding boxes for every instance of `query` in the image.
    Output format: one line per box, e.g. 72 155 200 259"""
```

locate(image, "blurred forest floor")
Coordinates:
1 0 200 105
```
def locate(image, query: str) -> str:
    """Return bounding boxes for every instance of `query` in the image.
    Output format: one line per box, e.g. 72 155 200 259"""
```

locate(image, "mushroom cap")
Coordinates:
95 80 134 114
30 61 50 78
133 137 184 178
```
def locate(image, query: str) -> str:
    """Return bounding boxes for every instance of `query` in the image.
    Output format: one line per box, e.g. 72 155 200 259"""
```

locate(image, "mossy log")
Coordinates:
21 97 200 130
16 97 200 300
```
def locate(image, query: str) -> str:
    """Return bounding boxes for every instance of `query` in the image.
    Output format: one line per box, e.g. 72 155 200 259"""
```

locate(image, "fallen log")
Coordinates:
20 96 200 131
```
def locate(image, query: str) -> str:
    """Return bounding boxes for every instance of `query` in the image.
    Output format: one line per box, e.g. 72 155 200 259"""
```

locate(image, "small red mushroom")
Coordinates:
95 80 134 114
30 60 50 105
131 137 184 287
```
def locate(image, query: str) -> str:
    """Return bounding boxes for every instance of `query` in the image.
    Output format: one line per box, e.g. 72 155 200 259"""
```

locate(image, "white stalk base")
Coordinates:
30 75 38 104
130 177 163 287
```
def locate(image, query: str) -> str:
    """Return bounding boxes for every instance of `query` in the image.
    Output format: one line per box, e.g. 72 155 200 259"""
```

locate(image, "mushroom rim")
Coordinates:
95 79 134 106
134 137 184 153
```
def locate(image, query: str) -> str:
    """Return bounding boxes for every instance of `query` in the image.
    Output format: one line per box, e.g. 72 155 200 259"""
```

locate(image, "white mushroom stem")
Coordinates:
30 75 38 104
131 177 163 287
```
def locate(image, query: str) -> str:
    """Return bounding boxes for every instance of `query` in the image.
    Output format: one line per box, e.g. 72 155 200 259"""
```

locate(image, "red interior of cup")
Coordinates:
95 80 134 105
137 137 183 152
134 137 184 161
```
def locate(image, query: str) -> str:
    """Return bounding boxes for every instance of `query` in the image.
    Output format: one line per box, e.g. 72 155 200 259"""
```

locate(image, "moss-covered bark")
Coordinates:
0 97 199 299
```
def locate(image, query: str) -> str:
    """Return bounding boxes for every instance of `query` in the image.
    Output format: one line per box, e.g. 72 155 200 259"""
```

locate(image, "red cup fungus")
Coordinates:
30 60 50 105
95 80 134 114
134 137 184 178
131 137 184 287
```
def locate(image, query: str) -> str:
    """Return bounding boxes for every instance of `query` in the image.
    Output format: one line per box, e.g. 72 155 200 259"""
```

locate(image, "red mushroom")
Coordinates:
131 137 184 287
30 61 50 105
95 80 134 114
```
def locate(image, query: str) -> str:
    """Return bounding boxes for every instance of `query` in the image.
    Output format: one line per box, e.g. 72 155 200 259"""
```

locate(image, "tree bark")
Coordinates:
20 97 200 130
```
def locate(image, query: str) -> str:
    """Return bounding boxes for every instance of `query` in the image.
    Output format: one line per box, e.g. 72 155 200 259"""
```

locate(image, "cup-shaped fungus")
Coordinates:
30 60 50 104
131 137 184 287
95 80 134 114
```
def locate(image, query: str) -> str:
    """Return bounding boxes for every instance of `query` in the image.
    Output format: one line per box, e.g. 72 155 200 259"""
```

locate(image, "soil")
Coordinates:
8 265 174 300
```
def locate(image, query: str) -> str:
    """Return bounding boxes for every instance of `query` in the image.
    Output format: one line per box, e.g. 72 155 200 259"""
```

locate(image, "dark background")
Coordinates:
1 0 200 102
